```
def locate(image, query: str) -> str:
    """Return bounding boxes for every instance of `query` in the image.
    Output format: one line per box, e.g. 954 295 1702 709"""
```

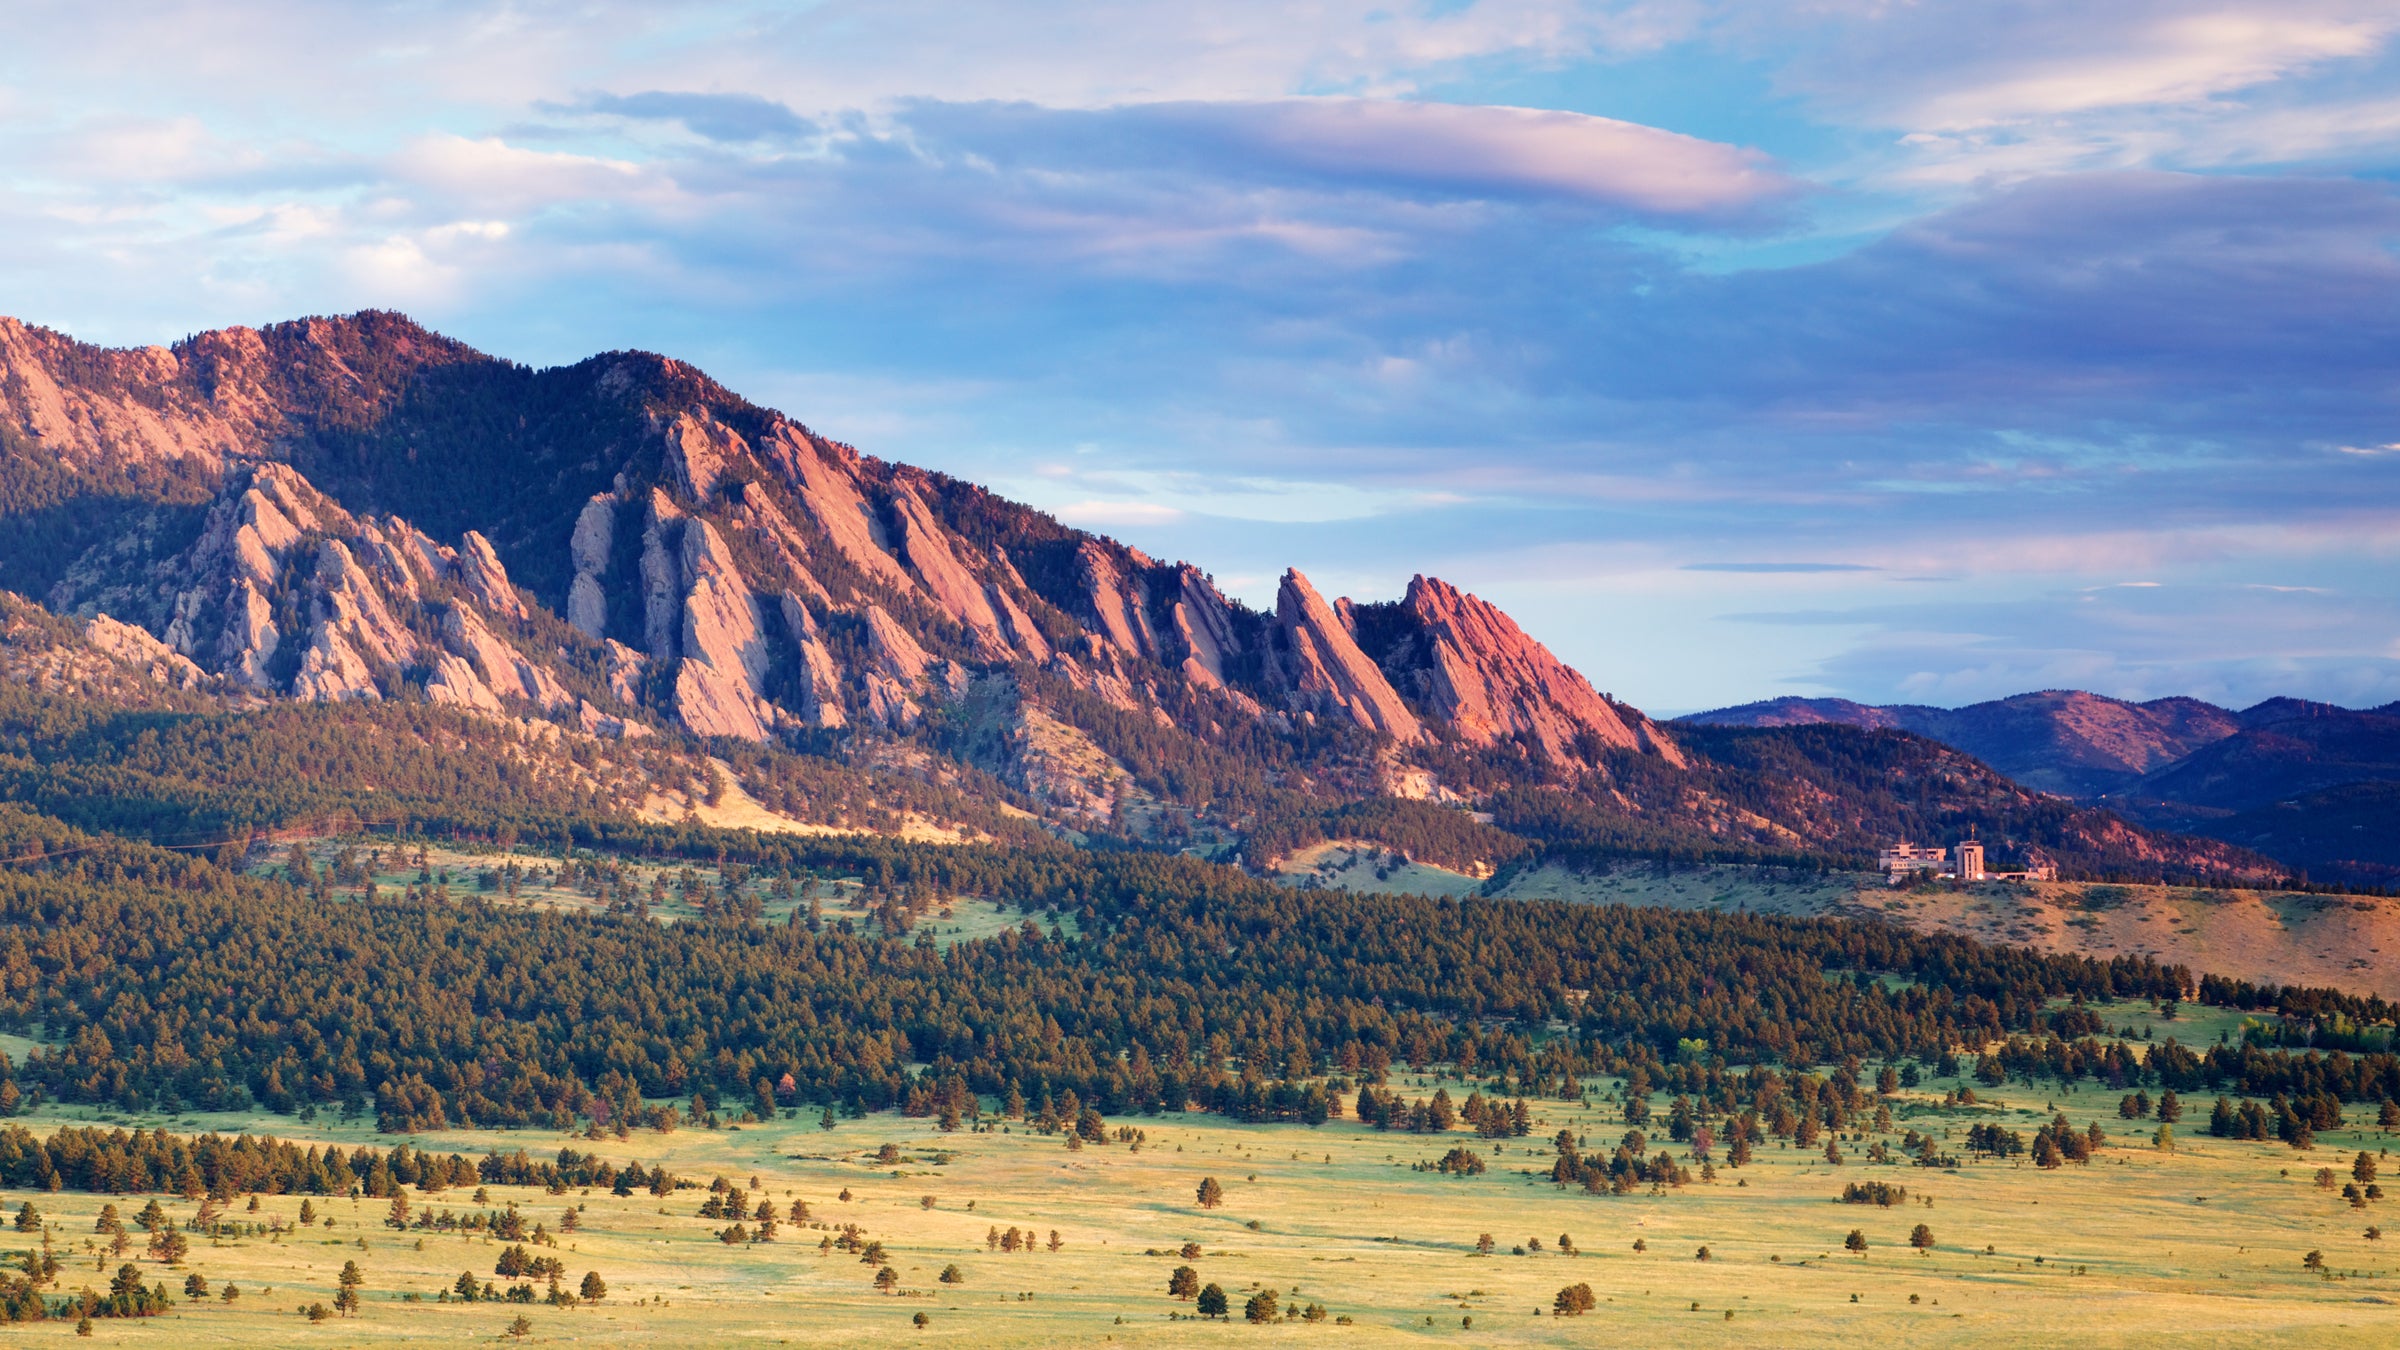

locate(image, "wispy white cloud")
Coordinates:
1905 9 2392 128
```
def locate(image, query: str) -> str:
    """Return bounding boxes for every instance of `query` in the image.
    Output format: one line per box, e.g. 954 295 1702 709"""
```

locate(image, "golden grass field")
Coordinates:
4 996 2397 1348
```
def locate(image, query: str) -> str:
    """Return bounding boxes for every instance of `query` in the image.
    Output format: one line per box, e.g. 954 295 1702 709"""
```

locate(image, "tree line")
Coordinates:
0 1124 659 1199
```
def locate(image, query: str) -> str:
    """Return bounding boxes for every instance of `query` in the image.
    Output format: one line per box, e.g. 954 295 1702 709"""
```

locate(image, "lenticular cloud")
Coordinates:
902 96 1797 221
1166 98 1797 217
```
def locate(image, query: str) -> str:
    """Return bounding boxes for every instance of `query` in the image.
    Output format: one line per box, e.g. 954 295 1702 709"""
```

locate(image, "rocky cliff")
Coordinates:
1374 575 1683 766
0 311 1685 778
0 309 2271 883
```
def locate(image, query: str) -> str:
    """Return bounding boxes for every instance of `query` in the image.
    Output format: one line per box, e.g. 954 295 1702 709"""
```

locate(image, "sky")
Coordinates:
4 1 2398 714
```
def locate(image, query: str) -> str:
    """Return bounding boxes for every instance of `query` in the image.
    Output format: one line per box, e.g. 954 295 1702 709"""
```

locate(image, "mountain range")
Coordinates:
0 311 2298 887
1684 692 2400 885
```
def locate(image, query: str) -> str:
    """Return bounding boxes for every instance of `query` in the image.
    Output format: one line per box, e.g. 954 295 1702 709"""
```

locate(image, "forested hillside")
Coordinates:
0 797 2388 1145
4 787 2380 1124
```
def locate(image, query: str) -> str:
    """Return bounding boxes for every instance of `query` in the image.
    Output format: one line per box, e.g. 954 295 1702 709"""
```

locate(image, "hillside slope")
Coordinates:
0 311 2274 884
1686 691 2400 884
1680 690 2242 797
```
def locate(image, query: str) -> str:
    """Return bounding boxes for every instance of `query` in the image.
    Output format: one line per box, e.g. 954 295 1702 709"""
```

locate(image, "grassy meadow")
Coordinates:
4 1008 2397 1347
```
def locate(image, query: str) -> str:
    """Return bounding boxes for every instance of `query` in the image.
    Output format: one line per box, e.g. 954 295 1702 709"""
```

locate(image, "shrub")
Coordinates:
1433 1147 1486 1176
1841 1181 1907 1207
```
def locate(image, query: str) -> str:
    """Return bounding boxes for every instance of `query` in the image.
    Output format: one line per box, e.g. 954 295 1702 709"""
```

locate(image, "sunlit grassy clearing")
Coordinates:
6 1050 2398 1346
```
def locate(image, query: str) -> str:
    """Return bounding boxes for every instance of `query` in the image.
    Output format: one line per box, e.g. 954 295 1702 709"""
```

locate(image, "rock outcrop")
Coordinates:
768 426 917 596
1076 541 1158 664
860 603 932 729
290 539 418 702
151 463 337 687
986 580 1051 664
778 596 848 730
1383 575 1682 766
424 653 505 713
54 461 579 717
454 531 528 619
664 409 739 504
432 603 572 712
83 614 203 688
671 519 777 742
567 492 616 638
353 519 428 601
1166 564 1239 690
890 483 1012 659
728 483 831 607
1266 569 1421 742
603 640 646 704
0 316 248 476
639 491 686 661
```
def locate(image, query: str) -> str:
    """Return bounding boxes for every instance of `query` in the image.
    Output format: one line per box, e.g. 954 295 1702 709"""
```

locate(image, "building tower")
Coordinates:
1953 838 1985 883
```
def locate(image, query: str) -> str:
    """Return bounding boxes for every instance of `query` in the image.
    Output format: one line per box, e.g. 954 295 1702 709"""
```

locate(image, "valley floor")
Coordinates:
5 1045 2398 1347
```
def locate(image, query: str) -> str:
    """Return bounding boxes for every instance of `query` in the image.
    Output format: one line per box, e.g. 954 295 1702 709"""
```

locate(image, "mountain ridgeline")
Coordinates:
0 311 2277 884
1686 692 2400 886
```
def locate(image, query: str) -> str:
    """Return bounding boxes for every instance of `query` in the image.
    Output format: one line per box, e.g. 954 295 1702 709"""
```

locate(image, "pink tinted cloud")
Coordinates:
1186 98 1796 217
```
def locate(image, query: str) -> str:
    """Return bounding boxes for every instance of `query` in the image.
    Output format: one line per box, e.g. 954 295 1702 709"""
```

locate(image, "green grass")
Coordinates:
0 1031 50 1066
6 1064 2399 1346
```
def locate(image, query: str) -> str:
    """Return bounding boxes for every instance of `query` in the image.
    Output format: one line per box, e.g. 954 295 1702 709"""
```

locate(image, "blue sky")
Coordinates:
5 1 2398 713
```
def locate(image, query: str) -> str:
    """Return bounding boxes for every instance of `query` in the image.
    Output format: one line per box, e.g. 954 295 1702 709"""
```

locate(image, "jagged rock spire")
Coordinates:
1269 569 1422 742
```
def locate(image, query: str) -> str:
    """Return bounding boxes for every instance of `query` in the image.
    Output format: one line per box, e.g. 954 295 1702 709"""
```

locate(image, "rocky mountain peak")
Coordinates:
4 308 1722 824
1265 569 1423 742
1386 574 1684 767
